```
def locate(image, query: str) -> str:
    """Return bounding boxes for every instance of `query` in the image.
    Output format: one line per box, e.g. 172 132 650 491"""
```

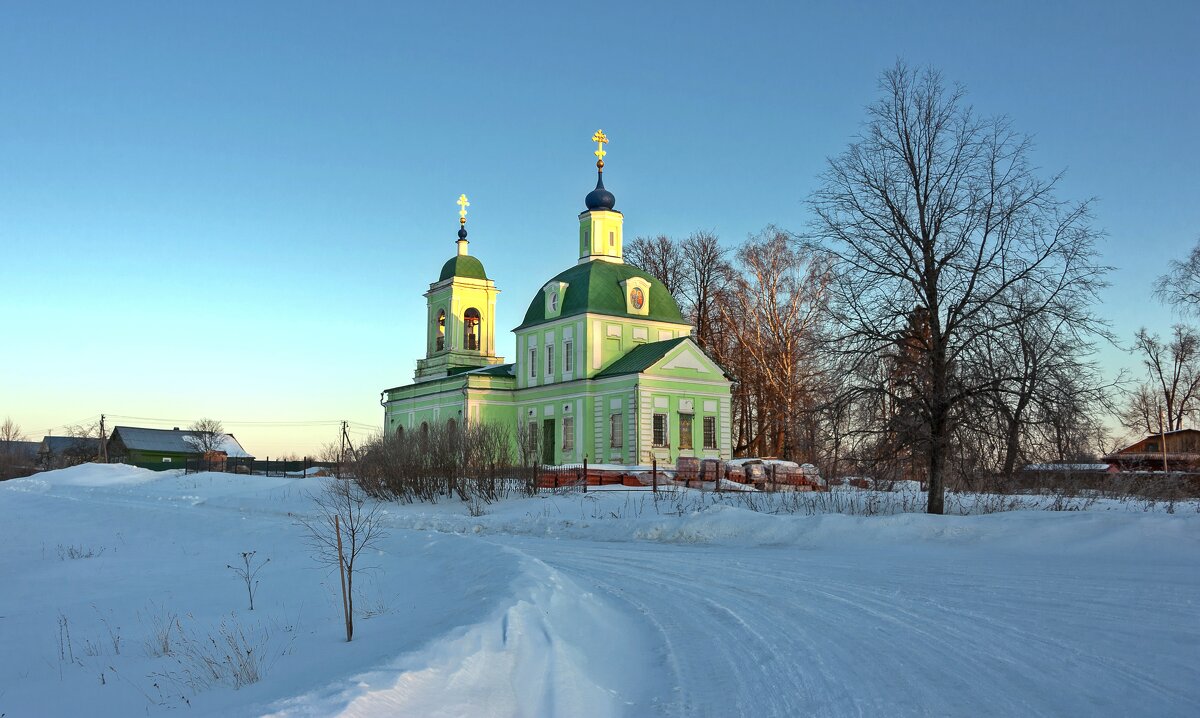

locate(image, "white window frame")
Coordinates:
652 413 668 447
564 340 573 373
546 343 555 377
562 416 574 450
529 347 537 378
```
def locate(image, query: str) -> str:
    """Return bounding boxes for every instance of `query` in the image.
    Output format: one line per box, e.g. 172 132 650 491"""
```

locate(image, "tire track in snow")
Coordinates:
498 537 1200 717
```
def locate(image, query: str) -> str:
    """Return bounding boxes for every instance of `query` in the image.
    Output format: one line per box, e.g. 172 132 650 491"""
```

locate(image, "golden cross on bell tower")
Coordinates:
457 193 470 225
592 129 608 170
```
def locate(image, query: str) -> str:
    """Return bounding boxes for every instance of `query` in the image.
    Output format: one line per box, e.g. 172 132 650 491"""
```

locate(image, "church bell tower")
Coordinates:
414 194 504 381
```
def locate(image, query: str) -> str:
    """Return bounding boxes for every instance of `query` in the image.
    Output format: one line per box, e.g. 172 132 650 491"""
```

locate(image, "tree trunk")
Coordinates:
999 401 1023 480
927 424 946 515
927 340 949 515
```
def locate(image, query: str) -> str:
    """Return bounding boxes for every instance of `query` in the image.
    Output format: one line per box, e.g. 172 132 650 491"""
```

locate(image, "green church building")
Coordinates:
381 132 733 466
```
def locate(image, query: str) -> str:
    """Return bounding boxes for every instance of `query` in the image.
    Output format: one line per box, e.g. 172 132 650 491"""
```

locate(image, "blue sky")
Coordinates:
2 0 1197 455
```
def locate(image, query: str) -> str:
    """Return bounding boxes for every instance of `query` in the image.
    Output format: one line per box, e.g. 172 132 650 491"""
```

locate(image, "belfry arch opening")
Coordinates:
436 309 446 351
464 308 481 351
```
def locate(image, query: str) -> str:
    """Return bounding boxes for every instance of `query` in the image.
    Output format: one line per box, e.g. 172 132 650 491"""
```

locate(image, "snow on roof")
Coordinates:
1024 463 1112 472
112 426 252 457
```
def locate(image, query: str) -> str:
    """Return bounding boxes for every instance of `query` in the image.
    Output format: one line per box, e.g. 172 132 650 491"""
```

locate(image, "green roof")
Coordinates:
468 363 516 377
439 255 488 282
518 260 685 329
595 337 689 377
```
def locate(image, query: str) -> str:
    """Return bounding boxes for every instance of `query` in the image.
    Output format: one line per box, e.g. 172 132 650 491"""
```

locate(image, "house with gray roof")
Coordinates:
106 426 252 467
38 436 102 468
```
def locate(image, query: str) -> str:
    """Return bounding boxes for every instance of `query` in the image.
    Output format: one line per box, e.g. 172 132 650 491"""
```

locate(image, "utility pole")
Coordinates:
98 414 108 463
1160 408 1169 474
341 421 358 463
337 420 346 479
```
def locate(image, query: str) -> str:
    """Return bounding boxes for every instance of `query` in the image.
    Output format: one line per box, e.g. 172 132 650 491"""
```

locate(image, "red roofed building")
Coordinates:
1103 429 1200 473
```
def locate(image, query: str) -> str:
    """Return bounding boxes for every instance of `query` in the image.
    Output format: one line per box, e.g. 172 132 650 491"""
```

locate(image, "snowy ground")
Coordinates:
1 465 1197 717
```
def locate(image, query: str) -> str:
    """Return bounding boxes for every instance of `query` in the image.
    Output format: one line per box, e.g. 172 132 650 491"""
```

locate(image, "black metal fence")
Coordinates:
184 456 339 477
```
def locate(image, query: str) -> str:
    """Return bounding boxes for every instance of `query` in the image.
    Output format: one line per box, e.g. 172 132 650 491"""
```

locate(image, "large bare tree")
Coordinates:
1154 237 1200 316
811 63 1107 513
1123 325 1200 432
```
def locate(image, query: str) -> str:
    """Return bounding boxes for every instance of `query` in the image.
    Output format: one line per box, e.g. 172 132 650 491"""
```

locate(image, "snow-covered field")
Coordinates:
1 465 1198 717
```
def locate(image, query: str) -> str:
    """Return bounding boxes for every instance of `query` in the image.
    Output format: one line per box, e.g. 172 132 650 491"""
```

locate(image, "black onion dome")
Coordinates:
584 172 616 211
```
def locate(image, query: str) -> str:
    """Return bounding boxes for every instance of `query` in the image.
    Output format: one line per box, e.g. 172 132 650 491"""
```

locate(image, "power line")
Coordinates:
46 414 101 432
105 414 356 427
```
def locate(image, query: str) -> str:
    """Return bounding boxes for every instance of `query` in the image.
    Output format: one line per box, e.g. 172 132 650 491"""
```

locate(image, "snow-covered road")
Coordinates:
3 466 1197 717
493 531 1199 717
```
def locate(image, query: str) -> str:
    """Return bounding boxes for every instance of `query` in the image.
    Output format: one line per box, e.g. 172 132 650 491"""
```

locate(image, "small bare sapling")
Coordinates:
227 551 270 611
297 478 388 641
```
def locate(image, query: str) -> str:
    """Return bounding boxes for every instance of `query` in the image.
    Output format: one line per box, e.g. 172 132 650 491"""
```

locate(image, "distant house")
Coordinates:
106 426 253 467
38 436 101 468
0 440 42 479
1103 429 1200 472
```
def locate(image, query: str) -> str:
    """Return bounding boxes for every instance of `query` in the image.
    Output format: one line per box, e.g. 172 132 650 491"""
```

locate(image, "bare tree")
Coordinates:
625 234 686 296
1119 382 1168 435
0 417 31 480
296 478 388 641
810 62 1108 513
963 288 1114 480
186 418 226 454
1125 325 1200 432
58 421 104 467
679 231 734 351
0 417 26 449
1154 236 1200 316
718 227 831 458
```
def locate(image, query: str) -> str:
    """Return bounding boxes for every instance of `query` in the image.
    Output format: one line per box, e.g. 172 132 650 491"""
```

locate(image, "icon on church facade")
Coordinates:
630 287 645 310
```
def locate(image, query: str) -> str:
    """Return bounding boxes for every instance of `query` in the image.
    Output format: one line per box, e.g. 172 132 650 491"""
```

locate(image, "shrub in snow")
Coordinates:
56 543 106 560
226 551 270 611
354 422 537 504
150 612 283 693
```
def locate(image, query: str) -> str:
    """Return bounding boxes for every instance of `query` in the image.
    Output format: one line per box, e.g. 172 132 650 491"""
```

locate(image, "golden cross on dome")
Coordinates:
592 129 608 169
457 193 470 224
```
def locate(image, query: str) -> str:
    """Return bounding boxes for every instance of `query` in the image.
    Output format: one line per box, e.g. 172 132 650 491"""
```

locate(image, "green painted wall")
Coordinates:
385 331 733 467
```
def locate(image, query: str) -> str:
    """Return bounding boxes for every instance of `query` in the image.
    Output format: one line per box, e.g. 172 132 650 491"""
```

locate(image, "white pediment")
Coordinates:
660 343 717 373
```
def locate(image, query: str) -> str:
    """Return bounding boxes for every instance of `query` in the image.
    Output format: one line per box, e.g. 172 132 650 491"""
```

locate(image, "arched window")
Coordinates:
396 425 404 438
446 418 457 432
420 421 429 435
435 310 446 351
464 308 481 351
